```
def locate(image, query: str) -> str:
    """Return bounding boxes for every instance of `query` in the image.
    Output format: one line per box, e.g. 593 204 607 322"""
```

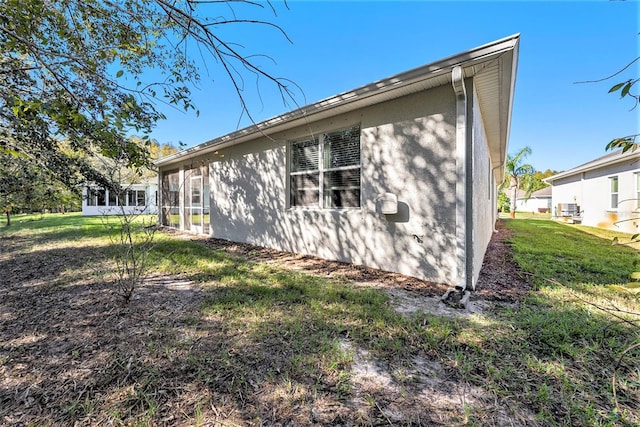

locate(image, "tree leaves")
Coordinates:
606 135 639 153
609 82 627 93
0 0 296 192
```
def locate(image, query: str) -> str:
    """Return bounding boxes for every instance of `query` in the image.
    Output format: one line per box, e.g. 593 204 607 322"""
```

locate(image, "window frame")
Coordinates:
86 188 96 206
610 175 619 210
636 173 640 210
289 125 361 210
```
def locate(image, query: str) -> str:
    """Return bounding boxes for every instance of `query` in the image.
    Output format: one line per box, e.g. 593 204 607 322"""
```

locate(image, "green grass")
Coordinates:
499 211 552 220
506 219 638 287
461 219 640 425
2 214 639 425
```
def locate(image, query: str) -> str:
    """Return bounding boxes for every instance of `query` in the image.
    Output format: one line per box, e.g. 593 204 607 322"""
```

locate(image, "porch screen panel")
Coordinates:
86 188 98 206
96 189 106 206
136 190 146 207
161 170 180 228
202 164 210 235
108 189 118 206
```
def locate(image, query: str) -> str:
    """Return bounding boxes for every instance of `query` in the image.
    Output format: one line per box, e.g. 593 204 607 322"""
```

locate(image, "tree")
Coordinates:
0 150 79 225
603 57 639 153
500 146 536 219
0 0 297 191
576 54 639 153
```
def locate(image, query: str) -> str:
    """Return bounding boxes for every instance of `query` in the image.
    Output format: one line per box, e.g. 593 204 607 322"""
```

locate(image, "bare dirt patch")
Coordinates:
191 219 530 317
1 222 531 425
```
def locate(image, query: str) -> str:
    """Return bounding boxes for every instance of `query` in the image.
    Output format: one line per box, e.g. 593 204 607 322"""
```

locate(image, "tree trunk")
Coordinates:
510 184 517 219
5 211 11 227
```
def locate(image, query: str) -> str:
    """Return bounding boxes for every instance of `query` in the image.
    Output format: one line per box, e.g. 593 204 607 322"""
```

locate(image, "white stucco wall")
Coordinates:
551 159 640 233
515 197 552 212
177 86 458 284
470 84 495 288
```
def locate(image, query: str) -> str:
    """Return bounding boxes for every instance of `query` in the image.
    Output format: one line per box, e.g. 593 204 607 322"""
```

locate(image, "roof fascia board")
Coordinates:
156 34 520 167
545 151 640 182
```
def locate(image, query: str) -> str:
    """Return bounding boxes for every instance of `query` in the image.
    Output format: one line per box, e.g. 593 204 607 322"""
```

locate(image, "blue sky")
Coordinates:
148 0 639 173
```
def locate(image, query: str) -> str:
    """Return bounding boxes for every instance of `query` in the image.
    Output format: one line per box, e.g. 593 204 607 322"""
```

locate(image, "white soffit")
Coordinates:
156 34 520 167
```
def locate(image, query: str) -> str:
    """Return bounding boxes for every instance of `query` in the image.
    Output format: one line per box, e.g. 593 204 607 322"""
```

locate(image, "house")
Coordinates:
82 181 158 216
155 35 520 290
545 150 640 233
512 186 552 213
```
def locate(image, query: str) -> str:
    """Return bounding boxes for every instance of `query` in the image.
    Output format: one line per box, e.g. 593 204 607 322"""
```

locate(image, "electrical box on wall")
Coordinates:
380 193 398 215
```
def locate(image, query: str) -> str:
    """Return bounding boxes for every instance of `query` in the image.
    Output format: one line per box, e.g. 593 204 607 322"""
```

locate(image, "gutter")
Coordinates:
155 34 520 168
544 150 640 183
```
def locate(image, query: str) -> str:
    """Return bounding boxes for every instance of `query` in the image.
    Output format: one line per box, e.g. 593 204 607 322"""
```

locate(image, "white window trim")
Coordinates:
609 175 619 211
635 172 640 211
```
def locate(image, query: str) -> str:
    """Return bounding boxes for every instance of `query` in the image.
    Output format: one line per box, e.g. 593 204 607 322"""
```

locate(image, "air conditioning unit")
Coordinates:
558 203 579 217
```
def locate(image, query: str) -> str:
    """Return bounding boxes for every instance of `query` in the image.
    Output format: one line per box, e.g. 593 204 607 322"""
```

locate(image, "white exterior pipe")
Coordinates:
452 66 468 290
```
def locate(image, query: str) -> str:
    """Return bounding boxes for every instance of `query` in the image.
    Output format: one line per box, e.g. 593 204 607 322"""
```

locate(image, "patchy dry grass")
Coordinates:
1 214 639 426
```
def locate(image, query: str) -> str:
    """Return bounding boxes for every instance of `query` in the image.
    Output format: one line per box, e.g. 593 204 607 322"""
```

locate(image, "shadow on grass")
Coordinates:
1 219 639 425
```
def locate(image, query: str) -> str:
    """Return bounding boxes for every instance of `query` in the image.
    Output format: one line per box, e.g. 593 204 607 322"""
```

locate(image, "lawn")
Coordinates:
1 213 638 426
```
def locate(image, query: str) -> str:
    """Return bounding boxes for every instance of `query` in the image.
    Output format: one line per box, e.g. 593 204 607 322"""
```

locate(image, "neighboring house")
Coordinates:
155 35 520 290
545 150 640 233
513 186 552 213
82 181 158 216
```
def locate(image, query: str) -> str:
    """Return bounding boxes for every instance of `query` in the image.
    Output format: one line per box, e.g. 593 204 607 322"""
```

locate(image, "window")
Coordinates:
610 176 619 209
108 189 118 206
290 126 361 208
86 188 98 206
636 173 640 210
290 138 320 207
96 189 106 206
127 190 146 207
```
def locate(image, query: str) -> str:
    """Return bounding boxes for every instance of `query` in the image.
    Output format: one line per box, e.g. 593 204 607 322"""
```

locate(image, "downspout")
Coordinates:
452 66 469 290
492 162 504 232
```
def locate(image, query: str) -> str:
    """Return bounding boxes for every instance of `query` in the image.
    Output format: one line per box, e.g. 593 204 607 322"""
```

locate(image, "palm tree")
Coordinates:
500 146 536 218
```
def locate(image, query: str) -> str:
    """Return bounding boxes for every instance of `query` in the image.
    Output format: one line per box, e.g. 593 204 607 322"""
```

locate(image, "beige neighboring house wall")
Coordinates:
545 150 640 233
156 35 520 290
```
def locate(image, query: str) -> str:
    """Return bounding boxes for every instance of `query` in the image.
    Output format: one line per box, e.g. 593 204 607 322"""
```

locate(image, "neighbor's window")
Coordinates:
610 176 619 209
636 173 640 210
127 190 146 207
96 189 106 206
290 126 361 209
86 188 97 206
108 189 118 206
136 190 146 207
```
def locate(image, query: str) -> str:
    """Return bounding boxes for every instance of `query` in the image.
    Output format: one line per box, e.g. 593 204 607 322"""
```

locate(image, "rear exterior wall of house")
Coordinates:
160 85 465 284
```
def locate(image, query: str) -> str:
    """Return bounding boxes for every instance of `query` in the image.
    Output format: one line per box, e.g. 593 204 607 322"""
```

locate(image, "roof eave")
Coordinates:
156 34 520 168
545 150 640 183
